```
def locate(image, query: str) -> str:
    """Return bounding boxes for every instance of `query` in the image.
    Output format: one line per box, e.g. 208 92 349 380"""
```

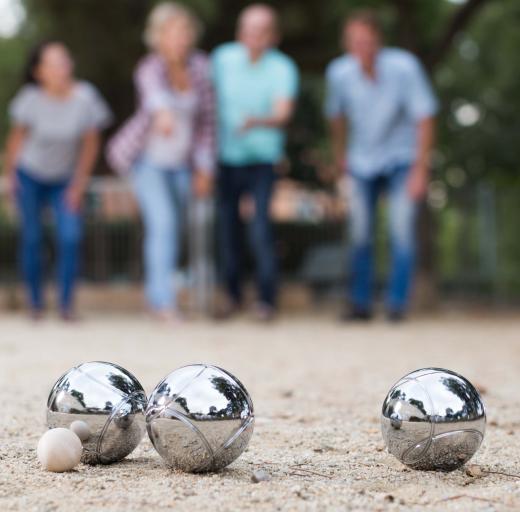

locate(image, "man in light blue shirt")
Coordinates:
212 4 299 321
325 10 438 321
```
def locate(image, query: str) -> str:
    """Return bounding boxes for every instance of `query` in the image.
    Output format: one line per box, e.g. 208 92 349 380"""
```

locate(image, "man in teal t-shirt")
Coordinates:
212 4 299 321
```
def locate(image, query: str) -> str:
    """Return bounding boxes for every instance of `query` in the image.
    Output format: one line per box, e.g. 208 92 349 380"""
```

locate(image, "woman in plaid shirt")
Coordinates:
107 2 216 322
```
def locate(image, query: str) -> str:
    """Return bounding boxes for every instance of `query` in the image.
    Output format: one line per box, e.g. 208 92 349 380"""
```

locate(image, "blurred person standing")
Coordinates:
325 10 438 322
107 3 215 322
212 4 299 321
3 41 111 321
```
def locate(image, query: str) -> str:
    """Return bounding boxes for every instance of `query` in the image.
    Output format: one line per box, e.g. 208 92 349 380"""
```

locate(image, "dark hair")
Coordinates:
344 9 382 34
23 40 63 85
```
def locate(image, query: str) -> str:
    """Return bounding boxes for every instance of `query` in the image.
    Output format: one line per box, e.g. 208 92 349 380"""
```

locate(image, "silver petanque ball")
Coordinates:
381 368 486 471
146 364 254 473
47 361 147 465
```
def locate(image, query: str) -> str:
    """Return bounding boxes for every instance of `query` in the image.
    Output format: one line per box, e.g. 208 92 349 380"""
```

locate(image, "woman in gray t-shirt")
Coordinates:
4 40 111 320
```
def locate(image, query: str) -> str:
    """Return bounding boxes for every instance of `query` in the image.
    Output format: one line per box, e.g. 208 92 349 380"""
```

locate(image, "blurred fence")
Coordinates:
0 177 519 302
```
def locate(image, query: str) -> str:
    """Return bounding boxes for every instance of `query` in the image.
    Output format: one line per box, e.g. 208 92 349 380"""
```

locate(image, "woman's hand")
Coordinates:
65 182 86 212
3 125 27 203
153 109 175 136
193 171 213 199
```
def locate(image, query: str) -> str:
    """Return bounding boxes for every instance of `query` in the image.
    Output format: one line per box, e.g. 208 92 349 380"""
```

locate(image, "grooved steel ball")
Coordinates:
381 368 486 471
47 361 147 464
146 364 255 473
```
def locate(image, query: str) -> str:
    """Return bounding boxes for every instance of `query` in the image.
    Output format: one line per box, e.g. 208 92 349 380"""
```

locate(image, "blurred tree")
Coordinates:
1 0 519 299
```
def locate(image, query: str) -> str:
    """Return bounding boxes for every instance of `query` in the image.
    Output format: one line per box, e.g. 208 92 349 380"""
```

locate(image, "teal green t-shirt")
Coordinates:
212 42 299 166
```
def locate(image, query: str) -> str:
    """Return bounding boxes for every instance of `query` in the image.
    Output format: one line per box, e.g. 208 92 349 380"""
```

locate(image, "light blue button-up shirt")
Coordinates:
325 48 438 178
212 42 299 166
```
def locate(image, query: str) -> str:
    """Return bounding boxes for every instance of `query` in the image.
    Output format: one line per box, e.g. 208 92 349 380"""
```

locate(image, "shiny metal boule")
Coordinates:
146 364 254 473
47 361 147 464
381 368 486 471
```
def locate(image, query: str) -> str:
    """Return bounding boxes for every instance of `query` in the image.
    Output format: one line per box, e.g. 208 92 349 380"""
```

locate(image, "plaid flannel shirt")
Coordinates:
106 51 216 175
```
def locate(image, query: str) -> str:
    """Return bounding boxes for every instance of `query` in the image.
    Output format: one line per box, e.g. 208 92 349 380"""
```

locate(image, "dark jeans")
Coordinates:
16 169 82 312
217 163 277 307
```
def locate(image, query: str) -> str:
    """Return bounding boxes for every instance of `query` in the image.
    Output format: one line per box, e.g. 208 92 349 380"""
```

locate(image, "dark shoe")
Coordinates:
253 303 276 323
387 309 406 323
340 305 373 322
29 308 44 322
213 299 241 321
60 309 81 323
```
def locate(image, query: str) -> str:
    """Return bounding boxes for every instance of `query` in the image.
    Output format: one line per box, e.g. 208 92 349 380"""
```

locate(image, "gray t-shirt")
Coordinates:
9 81 112 181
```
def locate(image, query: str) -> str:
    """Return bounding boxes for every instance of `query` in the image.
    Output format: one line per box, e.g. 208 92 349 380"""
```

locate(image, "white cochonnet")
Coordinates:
37 428 83 472
69 420 91 442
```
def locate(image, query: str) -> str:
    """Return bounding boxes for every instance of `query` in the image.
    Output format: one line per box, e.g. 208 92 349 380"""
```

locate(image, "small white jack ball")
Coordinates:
70 420 90 442
37 428 82 472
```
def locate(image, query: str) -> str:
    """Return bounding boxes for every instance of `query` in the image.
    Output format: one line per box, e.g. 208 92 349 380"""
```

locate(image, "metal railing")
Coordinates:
0 177 519 301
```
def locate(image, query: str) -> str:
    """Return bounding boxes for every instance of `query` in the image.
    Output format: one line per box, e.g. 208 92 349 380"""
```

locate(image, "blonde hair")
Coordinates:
144 2 202 49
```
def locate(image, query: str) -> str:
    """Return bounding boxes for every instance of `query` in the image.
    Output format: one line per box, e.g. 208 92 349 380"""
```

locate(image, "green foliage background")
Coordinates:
1 0 519 185
0 0 519 296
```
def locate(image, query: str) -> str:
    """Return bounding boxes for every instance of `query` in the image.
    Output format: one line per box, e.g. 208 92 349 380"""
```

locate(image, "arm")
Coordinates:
134 55 174 136
65 129 101 211
329 116 348 179
408 116 435 200
404 55 438 200
192 55 217 198
241 98 295 131
3 125 27 198
242 58 298 132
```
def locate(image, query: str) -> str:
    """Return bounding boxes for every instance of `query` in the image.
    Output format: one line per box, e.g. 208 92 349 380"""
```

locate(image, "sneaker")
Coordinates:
60 310 81 323
387 309 406 323
29 308 44 322
253 303 276 323
339 305 373 322
150 309 185 324
213 299 241 321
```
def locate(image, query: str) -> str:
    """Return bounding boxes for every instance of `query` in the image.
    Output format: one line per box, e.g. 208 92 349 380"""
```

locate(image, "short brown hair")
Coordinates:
344 9 381 34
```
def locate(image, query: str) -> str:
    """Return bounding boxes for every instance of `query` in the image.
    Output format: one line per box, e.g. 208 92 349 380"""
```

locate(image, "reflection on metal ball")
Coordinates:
381 368 486 472
47 361 147 465
146 364 255 473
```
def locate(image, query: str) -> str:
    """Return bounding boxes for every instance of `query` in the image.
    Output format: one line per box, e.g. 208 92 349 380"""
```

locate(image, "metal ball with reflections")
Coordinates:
146 364 255 473
47 361 147 465
381 368 486 471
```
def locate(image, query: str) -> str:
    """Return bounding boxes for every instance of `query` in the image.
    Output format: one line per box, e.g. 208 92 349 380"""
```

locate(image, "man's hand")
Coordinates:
334 155 347 181
239 98 295 134
408 117 435 200
407 162 429 201
193 171 213 199
65 182 86 212
239 117 259 133
329 117 347 182
153 109 175 136
5 171 18 203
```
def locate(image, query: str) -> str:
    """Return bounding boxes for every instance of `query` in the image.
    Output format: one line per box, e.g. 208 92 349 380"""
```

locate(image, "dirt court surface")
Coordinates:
1 310 520 511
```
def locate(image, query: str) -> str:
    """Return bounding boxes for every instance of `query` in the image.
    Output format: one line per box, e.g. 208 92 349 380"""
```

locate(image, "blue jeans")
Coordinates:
348 163 417 312
217 163 277 306
16 169 82 312
131 158 190 311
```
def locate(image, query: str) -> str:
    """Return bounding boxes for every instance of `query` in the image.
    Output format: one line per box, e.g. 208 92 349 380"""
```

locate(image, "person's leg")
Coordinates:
49 180 83 315
217 164 244 307
131 159 176 312
16 170 45 312
387 164 418 317
169 168 192 309
247 164 277 309
346 175 380 316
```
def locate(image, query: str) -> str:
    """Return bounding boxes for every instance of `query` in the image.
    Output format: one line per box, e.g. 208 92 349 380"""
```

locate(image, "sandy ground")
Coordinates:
1 309 520 511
